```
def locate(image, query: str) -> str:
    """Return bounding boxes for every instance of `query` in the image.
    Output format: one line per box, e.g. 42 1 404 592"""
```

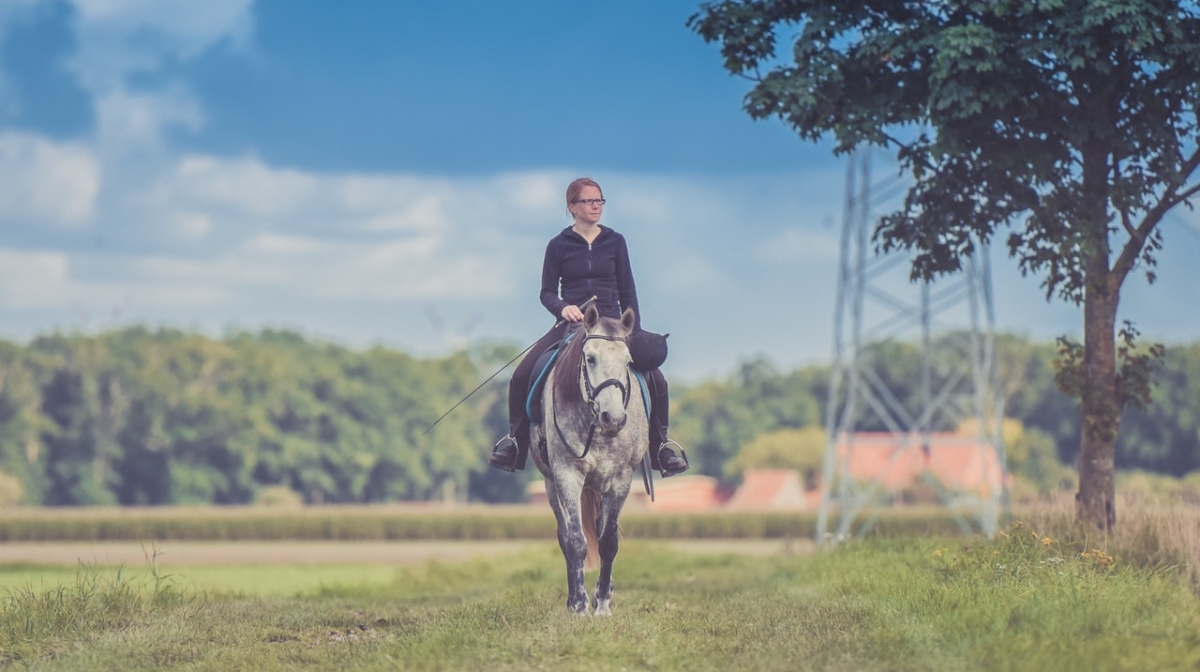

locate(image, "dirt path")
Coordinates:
0 539 812 566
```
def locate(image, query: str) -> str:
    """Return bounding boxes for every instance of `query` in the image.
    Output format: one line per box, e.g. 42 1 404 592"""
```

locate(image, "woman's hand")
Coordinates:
561 305 585 322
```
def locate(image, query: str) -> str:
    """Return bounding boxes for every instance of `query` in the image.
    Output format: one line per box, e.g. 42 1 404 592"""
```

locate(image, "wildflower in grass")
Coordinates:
934 548 946 558
1041 536 1055 547
1081 549 1115 570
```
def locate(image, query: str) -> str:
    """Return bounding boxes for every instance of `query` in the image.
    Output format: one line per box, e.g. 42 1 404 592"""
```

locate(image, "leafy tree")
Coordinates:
691 0 1200 530
0 341 49 503
1116 342 1200 473
672 357 824 482
725 426 825 488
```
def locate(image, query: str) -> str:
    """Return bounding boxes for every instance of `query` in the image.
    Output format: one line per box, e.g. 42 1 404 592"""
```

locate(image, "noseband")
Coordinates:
581 334 632 414
553 332 632 460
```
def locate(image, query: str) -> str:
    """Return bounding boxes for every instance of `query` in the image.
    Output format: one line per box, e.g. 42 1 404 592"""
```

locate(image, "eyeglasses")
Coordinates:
571 198 606 206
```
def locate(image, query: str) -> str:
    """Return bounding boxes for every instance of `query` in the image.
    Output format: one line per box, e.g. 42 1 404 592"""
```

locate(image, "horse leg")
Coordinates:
592 483 632 616
548 475 590 614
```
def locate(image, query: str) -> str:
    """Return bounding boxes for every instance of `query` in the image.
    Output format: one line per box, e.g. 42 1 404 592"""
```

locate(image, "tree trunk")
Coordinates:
1075 141 1120 533
1076 285 1119 532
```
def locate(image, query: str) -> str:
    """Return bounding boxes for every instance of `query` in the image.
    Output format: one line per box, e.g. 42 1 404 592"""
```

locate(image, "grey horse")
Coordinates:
530 304 649 615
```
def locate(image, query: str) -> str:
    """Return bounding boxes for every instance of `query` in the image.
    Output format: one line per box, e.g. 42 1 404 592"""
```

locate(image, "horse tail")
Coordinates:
580 487 602 571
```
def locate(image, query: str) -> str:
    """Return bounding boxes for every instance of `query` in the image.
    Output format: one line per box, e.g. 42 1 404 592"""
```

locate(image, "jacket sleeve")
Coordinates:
540 237 568 319
615 235 642 330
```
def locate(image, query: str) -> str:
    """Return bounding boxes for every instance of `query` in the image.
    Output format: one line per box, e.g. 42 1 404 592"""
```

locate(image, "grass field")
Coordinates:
1 524 1197 672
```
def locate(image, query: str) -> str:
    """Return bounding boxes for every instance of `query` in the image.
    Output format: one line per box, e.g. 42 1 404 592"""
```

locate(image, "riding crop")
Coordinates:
421 296 597 436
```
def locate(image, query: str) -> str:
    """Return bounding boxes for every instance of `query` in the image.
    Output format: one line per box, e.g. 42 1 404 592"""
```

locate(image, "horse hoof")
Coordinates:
594 602 612 616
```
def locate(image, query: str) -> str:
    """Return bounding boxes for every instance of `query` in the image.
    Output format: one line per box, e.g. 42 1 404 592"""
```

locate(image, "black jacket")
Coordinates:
540 225 640 328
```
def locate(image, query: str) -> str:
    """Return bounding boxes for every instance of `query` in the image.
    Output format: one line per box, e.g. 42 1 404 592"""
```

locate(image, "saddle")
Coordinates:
524 332 653 426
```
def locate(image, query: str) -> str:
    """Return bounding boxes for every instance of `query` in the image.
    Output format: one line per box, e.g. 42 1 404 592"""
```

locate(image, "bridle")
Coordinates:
554 332 632 459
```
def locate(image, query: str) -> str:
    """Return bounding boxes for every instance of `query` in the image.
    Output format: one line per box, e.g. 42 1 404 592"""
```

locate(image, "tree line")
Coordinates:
0 327 1197 506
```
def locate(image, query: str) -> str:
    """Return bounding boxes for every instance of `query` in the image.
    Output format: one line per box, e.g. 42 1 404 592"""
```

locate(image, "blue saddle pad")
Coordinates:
526 342 563 424
527 338 652 425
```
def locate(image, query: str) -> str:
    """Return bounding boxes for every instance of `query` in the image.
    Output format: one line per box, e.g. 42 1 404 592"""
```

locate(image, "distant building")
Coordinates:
725 469 813 510
527 474 730 511
525 431 1005 512
834 431 1007 500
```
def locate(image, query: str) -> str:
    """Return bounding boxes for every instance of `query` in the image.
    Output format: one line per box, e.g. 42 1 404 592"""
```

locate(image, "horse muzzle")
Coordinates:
596 407 627 437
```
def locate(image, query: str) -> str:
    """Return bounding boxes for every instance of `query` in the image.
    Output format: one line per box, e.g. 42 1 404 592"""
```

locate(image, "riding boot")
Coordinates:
488 434 519 472
513 420 531 470
657 439 690 478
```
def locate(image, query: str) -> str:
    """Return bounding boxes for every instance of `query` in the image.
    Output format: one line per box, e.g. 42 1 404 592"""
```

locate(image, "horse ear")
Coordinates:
584 303 600 329
620 308 636 334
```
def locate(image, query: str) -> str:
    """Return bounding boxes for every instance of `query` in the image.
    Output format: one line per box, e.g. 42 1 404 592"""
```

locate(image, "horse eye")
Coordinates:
586 355 596 366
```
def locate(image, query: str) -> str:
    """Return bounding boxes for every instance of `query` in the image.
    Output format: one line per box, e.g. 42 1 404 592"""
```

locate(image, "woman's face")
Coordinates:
569 185 605 226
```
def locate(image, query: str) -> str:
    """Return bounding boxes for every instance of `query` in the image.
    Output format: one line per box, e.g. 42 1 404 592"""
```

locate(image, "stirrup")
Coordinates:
489 435 519 473
657 439 689 478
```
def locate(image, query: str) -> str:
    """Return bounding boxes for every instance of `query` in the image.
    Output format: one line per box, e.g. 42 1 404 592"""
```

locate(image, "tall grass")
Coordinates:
1015 490 1200 593
0 547 194 665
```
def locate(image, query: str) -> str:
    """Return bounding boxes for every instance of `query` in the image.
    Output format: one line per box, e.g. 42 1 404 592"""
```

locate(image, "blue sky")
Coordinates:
1 0 1199 382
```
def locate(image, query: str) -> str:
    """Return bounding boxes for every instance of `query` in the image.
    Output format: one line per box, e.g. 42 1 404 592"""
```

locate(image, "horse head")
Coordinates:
579 304 635 437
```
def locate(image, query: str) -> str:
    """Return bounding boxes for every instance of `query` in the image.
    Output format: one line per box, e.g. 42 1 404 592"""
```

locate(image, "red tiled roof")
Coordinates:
837 432 1005 494
726 469 809 510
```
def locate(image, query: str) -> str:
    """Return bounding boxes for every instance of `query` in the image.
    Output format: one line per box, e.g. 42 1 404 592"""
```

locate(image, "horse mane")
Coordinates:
551 315 626 408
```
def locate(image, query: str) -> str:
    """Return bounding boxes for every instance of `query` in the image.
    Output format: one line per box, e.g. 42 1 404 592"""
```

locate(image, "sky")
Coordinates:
1 0 1199 383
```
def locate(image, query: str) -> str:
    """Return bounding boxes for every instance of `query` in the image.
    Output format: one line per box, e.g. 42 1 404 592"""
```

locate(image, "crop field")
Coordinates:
0 501 1198 671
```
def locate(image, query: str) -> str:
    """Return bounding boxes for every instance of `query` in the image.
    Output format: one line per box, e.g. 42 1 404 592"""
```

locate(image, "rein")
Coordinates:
553 333 632 460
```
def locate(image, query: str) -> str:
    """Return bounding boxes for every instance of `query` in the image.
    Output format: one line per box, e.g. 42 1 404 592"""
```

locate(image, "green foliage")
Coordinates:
0 471 23 507
1118 342 1200 473
691 0 1200 297
671 357 824 483
1006 426 1071 496
725 426 825 485
0 329 508 506
1115 320 1166 411
2 323 1200 508
254 485 303 508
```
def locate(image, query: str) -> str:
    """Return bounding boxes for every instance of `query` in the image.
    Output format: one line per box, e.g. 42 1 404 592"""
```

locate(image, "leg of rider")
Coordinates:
649 368 688 476
506 324 567 469
646 369 667 470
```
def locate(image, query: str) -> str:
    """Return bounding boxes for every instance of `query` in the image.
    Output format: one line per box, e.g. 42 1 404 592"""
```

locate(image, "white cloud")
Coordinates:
94 87 204 149
68 0 254 90
172 155 320 218
0 248 70 309
755 227 840 263
57 0 252 148
660 255 727 294
0 132 101 227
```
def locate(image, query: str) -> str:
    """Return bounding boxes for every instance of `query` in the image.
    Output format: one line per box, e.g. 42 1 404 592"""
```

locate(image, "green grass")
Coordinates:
0 505 973 542
0 529 1197 671
0 563 401 599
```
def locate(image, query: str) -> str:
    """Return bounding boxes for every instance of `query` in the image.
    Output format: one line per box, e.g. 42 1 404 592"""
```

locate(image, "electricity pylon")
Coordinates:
815 149 1007 545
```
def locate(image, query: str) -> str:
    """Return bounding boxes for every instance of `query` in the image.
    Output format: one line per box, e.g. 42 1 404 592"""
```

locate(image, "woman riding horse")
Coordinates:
489 177 688 478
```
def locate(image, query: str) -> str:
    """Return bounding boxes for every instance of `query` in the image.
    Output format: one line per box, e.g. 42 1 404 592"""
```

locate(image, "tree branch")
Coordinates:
1119 207 1136 238
1164 181 1200 211
1111 147 1200 287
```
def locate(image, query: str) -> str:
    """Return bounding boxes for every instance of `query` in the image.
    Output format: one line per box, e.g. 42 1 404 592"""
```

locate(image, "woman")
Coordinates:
489 177 689 478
